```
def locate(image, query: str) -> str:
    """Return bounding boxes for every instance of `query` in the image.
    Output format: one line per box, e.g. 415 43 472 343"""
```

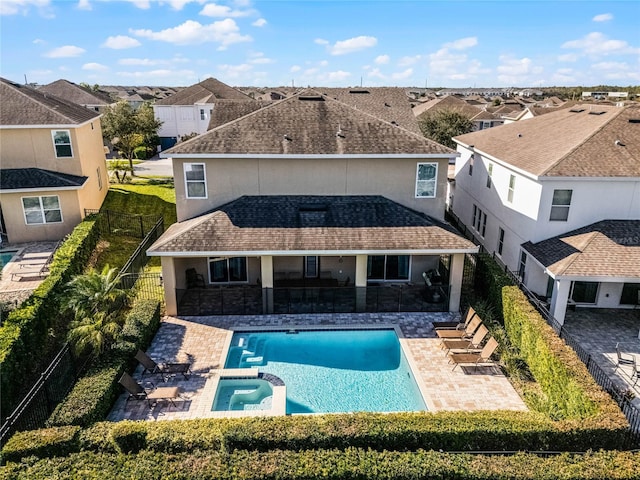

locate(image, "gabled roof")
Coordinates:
0 168 87 190
454 104 640 178
412 95 481 120
207 100 269 130
147 195 476 255
0 78 100 126
165 89 454 156
522 220 640 278
38 79 114 106
155 77 252 106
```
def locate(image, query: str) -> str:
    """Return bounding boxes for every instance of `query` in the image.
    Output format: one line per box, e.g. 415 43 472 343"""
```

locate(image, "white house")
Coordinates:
451 103 640 324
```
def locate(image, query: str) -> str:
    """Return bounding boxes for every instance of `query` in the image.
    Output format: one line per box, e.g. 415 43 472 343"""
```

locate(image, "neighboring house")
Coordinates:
39 79 115 113
153 78 254 150
412 95 502 132
0 78 109 244
148 89 477 316
451 103 640 324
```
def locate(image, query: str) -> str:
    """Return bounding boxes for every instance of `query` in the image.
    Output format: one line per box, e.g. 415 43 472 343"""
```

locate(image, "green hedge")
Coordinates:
2 449 639 479
502 286 627 428
475 253 514 321
0 218 100 419
1 426 80 464
46 300 161 427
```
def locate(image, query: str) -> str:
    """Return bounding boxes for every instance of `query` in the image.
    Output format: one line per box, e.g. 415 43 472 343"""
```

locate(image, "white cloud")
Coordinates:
77 0 91 10
217 63 253 79
496 55 543 84
119 58 163 66
290 65 301 73
82 62 108 71
391 68 413 80
326 70 351 81
304 67 319 76
562 32 639 56
374 55 390 65
117 68 195 79
551 68 576 84
319 60 328 67
367 68 386 80
248 52 273 65
33 38 45 44
199 2 252 17
329 36 377 55
102 35 141 49
124 0 150 9
557 53 579 62
131 19 252 48
398 55 422 67
1 0 49 15
592 13 613 22
163 0 205 10
315 38 329 45
444 36 478 50
44 45 85 58
252 18 266 27
591 61 630 71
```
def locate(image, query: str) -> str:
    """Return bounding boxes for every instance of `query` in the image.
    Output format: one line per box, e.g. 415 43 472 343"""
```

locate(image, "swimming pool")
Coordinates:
222 328 426 414
0 249 19 269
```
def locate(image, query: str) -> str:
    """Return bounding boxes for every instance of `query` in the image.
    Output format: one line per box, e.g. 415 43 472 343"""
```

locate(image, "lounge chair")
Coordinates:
436 314 482 339
433 306 476 330
118 372 181 407
448 337 499 371
135 349 192 380
11 260 50 280
440 324 489 354
186 268 205 288
616 343 636 371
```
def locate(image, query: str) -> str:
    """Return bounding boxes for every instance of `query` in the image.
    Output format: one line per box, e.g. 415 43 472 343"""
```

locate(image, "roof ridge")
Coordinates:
2 79 79 123
540 105 627 176
42 169 84 186
556 226 603 275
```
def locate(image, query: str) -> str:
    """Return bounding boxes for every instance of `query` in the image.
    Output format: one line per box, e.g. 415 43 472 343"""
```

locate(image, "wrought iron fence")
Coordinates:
116 217 164 280
84 209 161 239
0 344 77 447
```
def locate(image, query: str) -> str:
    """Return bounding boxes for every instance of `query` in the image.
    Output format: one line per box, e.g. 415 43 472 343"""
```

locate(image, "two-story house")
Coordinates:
148 89 477 316
451 104 640 324
153 77 256 150
38 79 115 113
0 78 109 244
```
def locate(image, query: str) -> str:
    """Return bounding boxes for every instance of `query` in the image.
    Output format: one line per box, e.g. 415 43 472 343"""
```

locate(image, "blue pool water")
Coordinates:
0 250 18 269
213 379 273 411
224 329 426 414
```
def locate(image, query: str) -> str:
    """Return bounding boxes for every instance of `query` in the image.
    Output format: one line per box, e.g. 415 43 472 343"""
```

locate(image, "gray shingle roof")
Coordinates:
39 79 114 106
522 220 640 278
155 78 252 106
454 104 640 177
166 89 454 156
412 95 482 120
148 195 476 255
0 77 100 126
207 100 269 130
0 168 88 190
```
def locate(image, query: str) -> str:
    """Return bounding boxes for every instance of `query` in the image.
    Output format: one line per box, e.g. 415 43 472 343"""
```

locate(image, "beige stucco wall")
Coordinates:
172 156 450 222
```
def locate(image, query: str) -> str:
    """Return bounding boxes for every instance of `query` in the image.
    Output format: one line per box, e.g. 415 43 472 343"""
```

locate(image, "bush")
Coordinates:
133 146 153 160
110 421 148 454
475 253 514 322
1 426 80 463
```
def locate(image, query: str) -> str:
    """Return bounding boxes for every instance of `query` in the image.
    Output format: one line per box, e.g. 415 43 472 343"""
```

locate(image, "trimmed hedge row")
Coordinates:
0 218 100 418
502 286 627 428
46 299 161 427
3 448 640 479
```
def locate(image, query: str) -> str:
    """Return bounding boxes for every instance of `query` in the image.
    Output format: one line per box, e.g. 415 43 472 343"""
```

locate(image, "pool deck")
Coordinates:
108 312 527 422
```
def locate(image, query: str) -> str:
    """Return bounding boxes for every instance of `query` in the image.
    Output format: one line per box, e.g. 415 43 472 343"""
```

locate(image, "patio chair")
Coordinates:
186 268 205 288
448 337 499 371
616 343 636 371
118 372 181 407
631 362 639 387
440 324 489 355
135 349 192 380
11 260 51 281
436 314 482 339
433 306 476 331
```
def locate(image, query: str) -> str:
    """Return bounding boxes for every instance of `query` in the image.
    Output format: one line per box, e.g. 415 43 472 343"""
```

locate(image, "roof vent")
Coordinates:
283 134 292 141
384 102 391 107
569 108 585 113
298 95 324 101
336 124 345 138
615 140 626 147
391 121 398 126
588 110 606 115
629 119 640 124
348 89 370 94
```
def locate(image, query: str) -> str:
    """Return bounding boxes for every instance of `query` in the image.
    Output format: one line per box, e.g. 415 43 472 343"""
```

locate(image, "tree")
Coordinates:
63 265 130 355
419 109 474 149
101 101 162 172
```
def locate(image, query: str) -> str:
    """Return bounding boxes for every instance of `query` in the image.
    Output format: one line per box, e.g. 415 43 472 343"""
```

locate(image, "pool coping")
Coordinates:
0 248 24 274
206 324 434 418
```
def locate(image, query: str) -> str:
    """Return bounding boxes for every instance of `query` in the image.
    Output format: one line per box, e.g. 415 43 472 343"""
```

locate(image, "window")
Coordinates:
208 257 248 283
415 162 438 198
571 281 598 304
472 204 487 237
482 121 491 129
550 189 572 221
620 283 640 305
507 175 516 203
472 205 478 228
184 163 207 198
200 109 205 120
97 167 103 191
52 130 72 157
22 196 62 225
518 251 527 280
486 163 493 188
367 255 410 281
305 256 318 278
497 227 505 255
468 154 474 175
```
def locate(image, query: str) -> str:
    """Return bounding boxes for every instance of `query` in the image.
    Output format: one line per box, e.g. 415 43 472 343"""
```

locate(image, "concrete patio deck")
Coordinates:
108 312 527 422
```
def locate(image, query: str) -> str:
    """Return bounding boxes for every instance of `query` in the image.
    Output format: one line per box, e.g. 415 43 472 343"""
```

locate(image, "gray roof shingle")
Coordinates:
0 168 88 190
155 78 252 106
0 77 101 126
39 79 114 106
207 100 269 130
148 195 476 254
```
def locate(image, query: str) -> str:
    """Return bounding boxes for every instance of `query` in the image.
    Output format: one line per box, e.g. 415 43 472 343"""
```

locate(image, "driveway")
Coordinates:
133 155 173 177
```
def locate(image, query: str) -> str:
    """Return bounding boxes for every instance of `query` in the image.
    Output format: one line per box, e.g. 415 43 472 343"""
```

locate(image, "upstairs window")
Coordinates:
200 108 205 120
52 130 72 158
550 189 572 221
184 163 207 198
22 195 62 225
468 154 474 175
507 175 516 203
415 162 438 198
486 163 493 188
497 227 505 255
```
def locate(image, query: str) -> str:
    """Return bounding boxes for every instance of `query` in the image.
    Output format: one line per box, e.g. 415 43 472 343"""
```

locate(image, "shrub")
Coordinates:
1 426 80 463
475 253 514 321
110 420 148 453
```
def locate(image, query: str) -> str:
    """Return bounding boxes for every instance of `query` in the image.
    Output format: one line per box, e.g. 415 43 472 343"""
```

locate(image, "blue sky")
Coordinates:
1 0 638 88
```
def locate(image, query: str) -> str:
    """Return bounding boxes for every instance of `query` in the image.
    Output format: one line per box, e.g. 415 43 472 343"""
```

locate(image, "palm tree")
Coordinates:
63 265 130 355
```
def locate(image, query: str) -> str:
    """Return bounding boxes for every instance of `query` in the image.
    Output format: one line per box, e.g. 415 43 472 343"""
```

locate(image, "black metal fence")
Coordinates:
0 344 77 446
85 209 161 239
116 217 164 280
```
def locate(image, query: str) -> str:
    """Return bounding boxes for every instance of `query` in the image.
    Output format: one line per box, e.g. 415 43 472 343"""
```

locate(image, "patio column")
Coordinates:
448 253 464 312
260 255 274 314
161 257 177 316
550 278 571 326
355 254 368 312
